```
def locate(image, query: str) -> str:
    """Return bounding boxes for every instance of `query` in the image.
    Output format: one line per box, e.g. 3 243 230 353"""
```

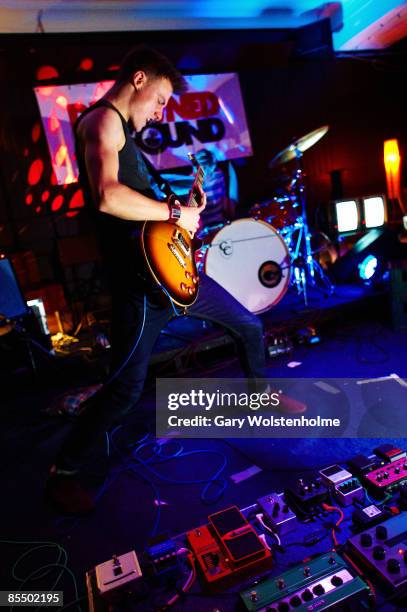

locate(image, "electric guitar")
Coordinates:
141 154 205 307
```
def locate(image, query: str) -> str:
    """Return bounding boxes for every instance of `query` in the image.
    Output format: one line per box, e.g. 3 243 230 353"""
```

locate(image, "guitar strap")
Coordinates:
140 153 174 199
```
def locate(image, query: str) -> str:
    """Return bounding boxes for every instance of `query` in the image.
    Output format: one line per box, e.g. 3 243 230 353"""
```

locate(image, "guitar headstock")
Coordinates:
188 152 198 167
188 153 205 181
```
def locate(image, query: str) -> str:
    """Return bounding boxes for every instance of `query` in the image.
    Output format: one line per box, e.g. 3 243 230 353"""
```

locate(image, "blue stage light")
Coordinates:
358 255 378 281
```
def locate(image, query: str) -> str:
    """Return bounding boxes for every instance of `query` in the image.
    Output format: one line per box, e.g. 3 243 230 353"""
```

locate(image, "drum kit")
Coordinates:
196 125 335 313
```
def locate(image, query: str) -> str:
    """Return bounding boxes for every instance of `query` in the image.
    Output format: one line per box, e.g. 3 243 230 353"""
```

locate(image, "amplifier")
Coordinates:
347 512 407 592
240 552 372 610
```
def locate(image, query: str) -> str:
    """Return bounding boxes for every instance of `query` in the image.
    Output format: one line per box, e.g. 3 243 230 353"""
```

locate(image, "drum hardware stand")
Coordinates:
268 126 335 306
287 147 335 306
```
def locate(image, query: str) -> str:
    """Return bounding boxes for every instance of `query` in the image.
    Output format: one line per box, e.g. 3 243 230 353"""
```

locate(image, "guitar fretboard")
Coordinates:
188 166 205 208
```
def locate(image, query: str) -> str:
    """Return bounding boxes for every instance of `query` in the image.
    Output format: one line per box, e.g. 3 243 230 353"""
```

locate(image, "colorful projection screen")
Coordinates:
34 73 253 185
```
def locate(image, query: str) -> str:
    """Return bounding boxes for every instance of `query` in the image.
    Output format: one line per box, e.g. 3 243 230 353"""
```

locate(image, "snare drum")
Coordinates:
200 218 291 314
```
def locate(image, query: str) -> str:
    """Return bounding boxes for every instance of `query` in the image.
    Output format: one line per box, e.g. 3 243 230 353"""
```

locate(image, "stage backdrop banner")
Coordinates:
34 73 252 185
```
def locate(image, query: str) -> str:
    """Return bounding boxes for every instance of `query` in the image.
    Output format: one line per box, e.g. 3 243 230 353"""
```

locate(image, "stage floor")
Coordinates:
1 281 406 610
151 281 390 371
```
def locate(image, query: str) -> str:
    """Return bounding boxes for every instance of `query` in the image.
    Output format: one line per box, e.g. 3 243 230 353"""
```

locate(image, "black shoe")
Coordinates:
45 473 95 514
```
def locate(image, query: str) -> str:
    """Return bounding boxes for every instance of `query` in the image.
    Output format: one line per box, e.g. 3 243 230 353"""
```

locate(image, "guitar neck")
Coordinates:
187 162 205 208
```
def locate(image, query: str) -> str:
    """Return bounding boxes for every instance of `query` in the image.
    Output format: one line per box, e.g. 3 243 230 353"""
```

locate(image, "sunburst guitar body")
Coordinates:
141 155 204 307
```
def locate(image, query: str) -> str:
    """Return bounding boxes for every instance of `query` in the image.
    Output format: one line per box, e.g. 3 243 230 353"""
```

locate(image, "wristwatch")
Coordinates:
167 195 182 224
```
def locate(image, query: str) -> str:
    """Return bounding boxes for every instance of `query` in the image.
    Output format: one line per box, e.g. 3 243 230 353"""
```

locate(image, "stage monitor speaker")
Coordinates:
0 256 29 319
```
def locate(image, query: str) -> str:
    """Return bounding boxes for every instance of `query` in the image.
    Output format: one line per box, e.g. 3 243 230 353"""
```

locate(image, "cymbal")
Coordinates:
269 125 329 168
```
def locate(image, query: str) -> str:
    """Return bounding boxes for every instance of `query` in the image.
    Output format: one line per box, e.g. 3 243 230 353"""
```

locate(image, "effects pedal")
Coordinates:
334 477 364 507
240 551 373 611
267 335 293 357
399 483 407 510
352 504 390 529
374 444 406 463
347 512 407 592
285 477 329 516
363 456 407 494
347 454 379 477
144 533 178 581
319 464 353 487
186 506 272 590
94 551 142 602
257 492 297 534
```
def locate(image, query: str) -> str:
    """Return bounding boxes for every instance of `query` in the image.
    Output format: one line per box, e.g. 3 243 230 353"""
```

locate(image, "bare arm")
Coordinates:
79 108 168 221
79 107 205 233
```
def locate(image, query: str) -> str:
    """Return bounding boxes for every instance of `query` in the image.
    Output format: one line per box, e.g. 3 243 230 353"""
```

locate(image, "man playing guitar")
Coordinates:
46 45 305 514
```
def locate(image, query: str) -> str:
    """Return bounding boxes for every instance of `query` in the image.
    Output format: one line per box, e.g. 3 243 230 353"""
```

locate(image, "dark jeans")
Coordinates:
56 273 266 471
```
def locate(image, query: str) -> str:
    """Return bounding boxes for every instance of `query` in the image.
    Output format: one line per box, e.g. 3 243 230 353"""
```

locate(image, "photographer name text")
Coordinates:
167 414 341 429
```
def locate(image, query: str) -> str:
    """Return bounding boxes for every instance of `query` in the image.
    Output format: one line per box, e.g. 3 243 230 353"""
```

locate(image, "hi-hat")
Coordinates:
269 125 329 168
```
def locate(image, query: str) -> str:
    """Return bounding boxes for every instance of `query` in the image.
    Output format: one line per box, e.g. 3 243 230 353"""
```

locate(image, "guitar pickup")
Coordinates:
173 230 190 257
168 243 186 268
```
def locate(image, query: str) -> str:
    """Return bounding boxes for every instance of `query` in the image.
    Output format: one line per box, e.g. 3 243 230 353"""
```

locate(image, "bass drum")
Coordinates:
203 218 291 314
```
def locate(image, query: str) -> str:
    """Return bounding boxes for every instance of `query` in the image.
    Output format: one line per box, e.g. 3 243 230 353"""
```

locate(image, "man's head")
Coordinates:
116 45 188 132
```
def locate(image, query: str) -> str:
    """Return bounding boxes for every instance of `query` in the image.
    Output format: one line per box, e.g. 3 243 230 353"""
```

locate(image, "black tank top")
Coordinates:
74 100 156 290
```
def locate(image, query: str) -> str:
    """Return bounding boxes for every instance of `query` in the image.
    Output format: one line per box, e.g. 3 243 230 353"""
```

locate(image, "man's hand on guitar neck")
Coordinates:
176 186 206 235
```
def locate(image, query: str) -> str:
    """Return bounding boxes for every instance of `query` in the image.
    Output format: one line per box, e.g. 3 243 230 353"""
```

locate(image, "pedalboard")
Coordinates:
240 551 372 611
86 448 407 610
186 506 272 589
347 512 407 592
257 492 297 534
363 456 407 493
334 477 364 507
285 477 329 515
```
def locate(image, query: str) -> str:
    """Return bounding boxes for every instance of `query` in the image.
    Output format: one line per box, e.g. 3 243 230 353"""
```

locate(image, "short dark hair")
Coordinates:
116 44 188 95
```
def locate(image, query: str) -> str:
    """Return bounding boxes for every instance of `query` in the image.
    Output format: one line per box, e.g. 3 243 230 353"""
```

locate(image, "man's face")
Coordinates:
130 73 173 132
